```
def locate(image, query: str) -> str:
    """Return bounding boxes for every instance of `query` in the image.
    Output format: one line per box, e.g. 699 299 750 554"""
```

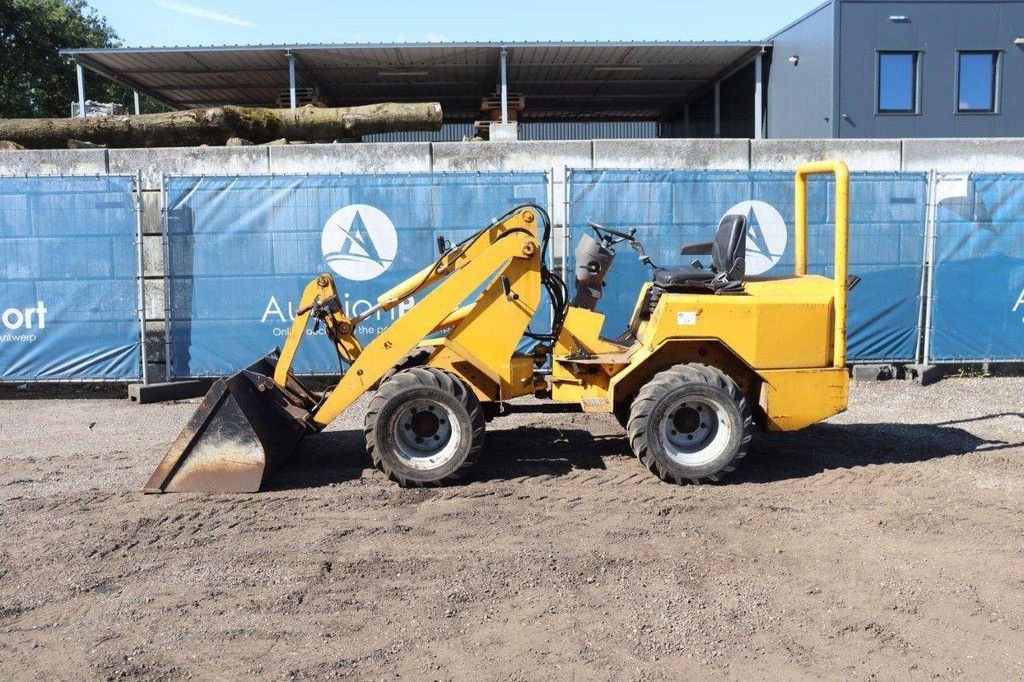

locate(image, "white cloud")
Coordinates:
153 0 254 28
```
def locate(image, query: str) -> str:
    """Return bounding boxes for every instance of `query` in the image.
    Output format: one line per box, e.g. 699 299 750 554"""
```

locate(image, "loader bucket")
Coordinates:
143 351 320 493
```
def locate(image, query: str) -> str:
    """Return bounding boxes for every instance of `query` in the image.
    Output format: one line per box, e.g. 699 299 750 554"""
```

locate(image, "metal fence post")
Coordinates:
134 171 149 384
921 170 941 365
546 168 556 333
160 175 173 381
563 169 572 283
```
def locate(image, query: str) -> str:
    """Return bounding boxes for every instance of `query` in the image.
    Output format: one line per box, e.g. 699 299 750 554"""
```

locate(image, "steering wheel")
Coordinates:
586 221 658 270
587 221 636 243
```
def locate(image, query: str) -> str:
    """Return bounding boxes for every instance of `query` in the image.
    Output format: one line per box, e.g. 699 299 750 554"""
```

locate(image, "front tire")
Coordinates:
626 364 751 484
364 367 485 487
374 346 433 390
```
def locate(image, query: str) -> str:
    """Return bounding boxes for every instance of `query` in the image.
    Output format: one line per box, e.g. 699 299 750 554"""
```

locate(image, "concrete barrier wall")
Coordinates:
900 138 1024 173
0 149 107 175
750 139 902 171
7 137 1024 178
4 136 1024 381
593 139 749 169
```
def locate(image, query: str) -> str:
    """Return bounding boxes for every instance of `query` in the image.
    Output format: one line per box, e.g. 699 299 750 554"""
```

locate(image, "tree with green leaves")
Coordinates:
0 0 162 118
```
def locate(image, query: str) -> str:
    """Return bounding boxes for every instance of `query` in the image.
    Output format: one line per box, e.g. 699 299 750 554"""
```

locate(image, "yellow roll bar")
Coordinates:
794 160 850 368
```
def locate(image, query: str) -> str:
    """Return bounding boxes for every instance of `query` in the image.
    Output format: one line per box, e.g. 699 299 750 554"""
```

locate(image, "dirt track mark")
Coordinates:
2 378 1024 678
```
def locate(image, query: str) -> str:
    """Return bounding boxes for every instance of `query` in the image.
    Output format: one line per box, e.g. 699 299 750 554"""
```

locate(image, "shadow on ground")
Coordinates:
733 420 1021 484
267 415 1022 490
265 428 370 490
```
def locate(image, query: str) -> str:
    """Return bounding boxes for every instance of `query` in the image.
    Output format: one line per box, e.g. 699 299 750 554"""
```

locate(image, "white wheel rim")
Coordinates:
390 399 462 470
657 396 732 467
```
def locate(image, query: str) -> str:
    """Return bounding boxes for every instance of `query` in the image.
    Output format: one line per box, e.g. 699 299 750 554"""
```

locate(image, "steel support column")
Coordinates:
754 52 764 139
287 53 297 110
499 48 509 123
714 82 721 137
134 90 141 115
76 62 86 117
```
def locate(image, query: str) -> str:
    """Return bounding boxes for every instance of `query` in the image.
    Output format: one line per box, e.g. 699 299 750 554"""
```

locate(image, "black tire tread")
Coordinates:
364 366 485 487
378 347 433 387
626 363 752 485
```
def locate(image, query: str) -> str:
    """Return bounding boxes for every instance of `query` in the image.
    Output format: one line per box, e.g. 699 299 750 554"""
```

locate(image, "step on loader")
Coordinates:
144 161 853 493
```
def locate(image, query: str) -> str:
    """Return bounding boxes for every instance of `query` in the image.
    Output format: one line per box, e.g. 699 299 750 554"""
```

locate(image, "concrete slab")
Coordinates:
0 149 108 175
142 236 163 278
144 278 164 321
852 364 897 381
109 146 270 190
488 122 519 141
902 138 1024 173
269 142 431 174
592 138 749 170
129 379 212 404
751 139 902 172
906 364 944 386
144 321 165 363
145 362 167 383
140 190 162 235
431 140 591 172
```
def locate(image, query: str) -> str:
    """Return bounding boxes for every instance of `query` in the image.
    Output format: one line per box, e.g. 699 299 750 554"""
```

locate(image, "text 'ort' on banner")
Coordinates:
567 169 927 363
165 172 548 378
929 174 1024 362
0 176 140 381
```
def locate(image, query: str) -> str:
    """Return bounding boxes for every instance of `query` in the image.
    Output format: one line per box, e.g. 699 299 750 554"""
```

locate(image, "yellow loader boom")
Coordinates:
146 161 852 493
145 205 551 492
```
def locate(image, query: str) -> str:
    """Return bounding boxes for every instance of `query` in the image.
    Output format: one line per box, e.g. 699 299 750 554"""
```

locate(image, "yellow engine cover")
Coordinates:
640 275 836 370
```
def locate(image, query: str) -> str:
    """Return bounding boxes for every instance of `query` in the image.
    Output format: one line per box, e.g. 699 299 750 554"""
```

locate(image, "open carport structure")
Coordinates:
59 41 770 139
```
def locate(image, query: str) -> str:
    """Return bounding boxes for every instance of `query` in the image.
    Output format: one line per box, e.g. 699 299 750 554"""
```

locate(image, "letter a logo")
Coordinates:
321 204 398 281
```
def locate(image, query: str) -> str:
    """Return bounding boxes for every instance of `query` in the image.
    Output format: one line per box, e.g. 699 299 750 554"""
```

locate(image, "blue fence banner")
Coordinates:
929 173 1024 362
568 170 928 362
0 176 140 381
166 172 548 377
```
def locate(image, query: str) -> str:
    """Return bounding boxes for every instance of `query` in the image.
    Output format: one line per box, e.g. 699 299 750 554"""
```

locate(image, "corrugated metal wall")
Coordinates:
519 121 660 140
364 124 476 143
365 121 662 143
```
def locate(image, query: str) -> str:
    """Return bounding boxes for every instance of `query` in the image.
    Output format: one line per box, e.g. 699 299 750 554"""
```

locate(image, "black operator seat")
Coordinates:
651 214 747 293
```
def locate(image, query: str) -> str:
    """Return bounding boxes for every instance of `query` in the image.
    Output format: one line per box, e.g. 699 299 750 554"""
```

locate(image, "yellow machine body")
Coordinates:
548 160 851 432
550 276 849 431
145 161 851 493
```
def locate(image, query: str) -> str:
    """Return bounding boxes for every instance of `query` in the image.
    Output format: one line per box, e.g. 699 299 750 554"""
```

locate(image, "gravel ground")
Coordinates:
1 377 1023 679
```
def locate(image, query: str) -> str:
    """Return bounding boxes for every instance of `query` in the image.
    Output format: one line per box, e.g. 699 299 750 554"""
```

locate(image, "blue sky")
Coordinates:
86 0 824 47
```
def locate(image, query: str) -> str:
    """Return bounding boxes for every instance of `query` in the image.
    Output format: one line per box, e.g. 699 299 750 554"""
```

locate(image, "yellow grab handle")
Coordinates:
794 160 850 368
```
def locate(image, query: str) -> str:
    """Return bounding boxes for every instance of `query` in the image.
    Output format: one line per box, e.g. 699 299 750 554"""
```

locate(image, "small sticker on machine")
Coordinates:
677 311 698 325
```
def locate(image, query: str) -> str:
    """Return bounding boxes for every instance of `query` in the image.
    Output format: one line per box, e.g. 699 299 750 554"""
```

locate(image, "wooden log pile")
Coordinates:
0 102 443 149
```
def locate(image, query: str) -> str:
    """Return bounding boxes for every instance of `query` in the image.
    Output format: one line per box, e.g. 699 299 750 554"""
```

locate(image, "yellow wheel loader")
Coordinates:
144 161 853 493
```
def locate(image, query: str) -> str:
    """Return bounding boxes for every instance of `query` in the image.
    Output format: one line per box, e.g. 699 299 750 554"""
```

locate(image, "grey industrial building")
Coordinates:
61 0 1024 140
769 0 1024 138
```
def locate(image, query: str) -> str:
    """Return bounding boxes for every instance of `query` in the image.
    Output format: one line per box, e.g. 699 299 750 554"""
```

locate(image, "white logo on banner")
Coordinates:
721 200 788 275
321 204 398 281
1 301 47 344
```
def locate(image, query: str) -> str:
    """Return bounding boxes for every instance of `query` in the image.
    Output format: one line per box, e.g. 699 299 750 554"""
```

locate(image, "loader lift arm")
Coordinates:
279 205 548 428
144 205 552 493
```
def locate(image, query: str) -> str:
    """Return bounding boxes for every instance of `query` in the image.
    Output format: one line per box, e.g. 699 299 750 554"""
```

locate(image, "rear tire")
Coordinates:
626 364 751 484
364 367 485 487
